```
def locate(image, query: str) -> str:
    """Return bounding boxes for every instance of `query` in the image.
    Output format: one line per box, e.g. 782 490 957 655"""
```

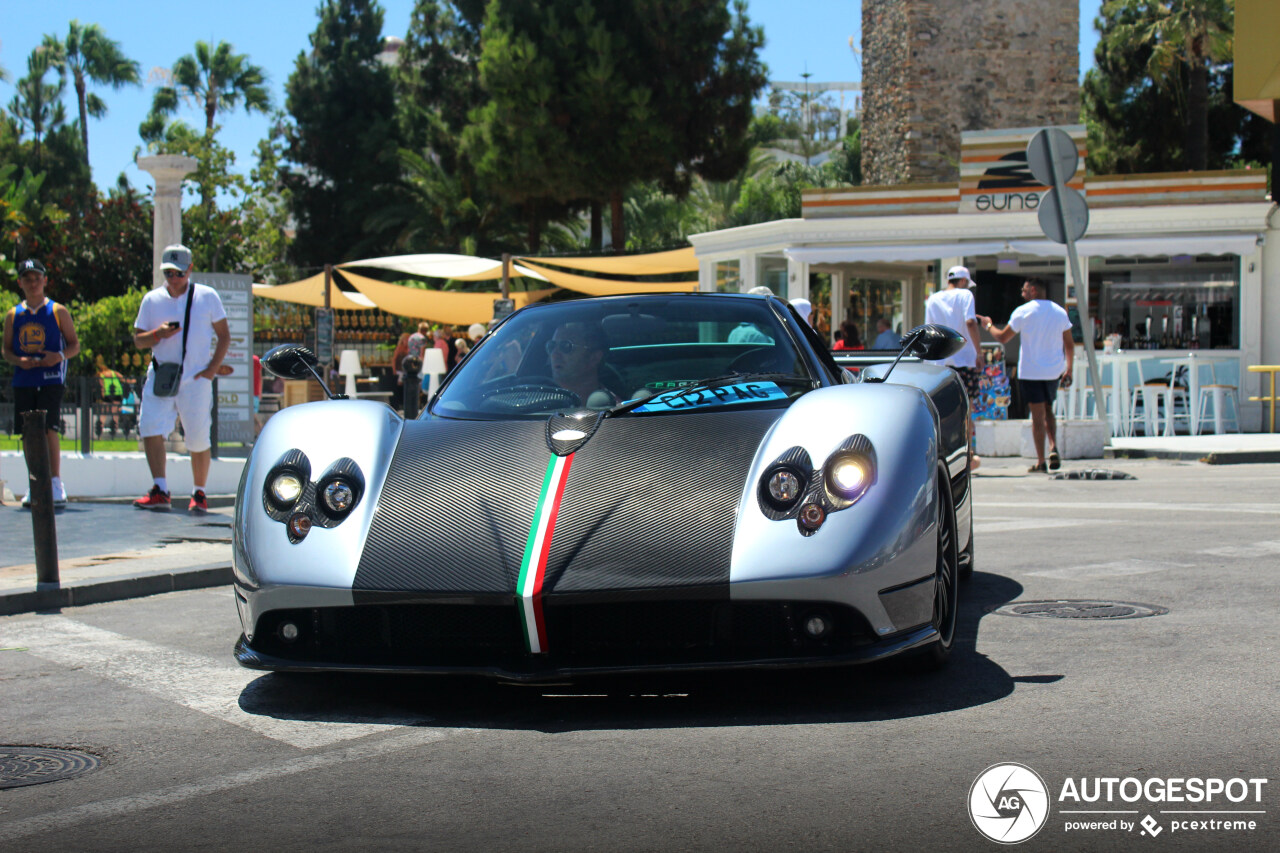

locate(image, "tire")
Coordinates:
918 467 959 670
958 483 974 581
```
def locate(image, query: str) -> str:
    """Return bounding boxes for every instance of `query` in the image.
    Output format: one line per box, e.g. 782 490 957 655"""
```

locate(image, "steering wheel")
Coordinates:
727 347 783 374
477 374 580 412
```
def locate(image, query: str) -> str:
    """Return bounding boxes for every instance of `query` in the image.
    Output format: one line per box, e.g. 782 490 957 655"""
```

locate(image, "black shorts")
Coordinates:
13 384 65 433
1020 378 1059 405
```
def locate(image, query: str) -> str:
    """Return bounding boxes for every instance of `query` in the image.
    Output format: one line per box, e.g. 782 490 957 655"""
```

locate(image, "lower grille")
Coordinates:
251 600 874 669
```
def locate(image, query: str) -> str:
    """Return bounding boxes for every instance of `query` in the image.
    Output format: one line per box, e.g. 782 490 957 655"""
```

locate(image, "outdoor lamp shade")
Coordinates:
420 348 447 399
338 349 362 397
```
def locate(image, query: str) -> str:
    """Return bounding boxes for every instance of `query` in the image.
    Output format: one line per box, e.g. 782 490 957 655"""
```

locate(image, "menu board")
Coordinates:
200 273 255 444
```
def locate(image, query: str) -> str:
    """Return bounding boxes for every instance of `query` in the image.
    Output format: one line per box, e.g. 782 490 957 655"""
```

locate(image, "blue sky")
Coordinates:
0 0 1104 195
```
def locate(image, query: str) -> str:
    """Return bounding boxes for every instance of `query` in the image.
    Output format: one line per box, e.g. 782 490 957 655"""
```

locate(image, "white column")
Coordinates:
786 257 809 301
136 155 197 290
698 259 716 293
830 270 846 341
739 254 759 293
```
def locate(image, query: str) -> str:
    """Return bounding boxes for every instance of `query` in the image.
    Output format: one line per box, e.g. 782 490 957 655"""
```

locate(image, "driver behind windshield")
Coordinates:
547 321 618 409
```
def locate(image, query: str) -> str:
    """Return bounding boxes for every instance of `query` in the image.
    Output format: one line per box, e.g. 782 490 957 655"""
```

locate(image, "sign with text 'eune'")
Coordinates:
959 125 1086 214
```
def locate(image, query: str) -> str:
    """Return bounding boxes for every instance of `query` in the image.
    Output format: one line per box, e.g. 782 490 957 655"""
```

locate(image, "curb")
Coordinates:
1105 448 1280 464
0 563 233 617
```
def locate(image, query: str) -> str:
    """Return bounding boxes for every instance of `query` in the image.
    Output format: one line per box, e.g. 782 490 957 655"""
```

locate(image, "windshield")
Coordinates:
431 295 815 420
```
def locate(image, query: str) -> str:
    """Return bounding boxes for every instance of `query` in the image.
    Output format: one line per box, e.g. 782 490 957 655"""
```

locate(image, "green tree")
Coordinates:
43 21 141 164
462 0 766 252
282 0 402 266
8 45 66 168
394 0 485 165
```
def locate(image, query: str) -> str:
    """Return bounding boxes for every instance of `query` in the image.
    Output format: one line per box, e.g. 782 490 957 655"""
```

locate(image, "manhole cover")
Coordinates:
0 747 100 789
991 600 1168 620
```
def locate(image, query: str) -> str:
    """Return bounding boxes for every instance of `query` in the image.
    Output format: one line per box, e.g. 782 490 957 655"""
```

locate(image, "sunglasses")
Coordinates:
163 269 187 278
545 339 586 355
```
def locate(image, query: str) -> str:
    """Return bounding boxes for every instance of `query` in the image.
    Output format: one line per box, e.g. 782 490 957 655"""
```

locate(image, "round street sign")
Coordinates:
1026 127 1079 187
1038 186 1089 244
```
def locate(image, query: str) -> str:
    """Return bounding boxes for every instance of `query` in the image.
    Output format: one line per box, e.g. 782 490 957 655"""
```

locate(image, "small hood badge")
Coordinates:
546 409 605 456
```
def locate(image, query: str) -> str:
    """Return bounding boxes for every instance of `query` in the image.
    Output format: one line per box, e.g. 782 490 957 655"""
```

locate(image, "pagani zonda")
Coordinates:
234 293 973 681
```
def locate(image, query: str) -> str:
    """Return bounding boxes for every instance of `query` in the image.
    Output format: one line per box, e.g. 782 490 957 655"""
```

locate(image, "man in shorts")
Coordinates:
980 278 1074 473
3 258 80 506
924 265 984 470
131 244 230 513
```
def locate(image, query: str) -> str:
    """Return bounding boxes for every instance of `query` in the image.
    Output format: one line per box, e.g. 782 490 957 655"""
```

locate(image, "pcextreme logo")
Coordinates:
969 763 1270 844
968 763 1051 844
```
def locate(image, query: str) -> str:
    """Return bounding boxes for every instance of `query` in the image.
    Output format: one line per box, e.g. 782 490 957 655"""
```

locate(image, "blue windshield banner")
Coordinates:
629 381 789 413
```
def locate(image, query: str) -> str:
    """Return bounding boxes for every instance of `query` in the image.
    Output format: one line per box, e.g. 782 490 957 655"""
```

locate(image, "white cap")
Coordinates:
946 265 971 284
161 244 192 271
790 297 812 323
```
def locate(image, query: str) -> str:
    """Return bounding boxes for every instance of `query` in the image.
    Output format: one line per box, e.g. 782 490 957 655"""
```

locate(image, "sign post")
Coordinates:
1027 127 1107 444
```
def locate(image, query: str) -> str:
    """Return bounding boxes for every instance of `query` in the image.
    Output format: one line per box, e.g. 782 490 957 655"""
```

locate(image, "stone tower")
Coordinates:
861 0 1079 185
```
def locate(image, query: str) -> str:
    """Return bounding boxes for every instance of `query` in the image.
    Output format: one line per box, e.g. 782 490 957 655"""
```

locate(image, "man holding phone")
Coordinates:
131 244 229 512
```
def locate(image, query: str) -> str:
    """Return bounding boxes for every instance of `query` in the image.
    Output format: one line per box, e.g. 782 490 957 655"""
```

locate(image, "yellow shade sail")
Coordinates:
518 246 696 275
252 272 373 310
515 261 696 296
338 269 558 325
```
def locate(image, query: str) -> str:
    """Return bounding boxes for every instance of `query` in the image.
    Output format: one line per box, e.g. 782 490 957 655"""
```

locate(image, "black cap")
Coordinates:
18 258 46 275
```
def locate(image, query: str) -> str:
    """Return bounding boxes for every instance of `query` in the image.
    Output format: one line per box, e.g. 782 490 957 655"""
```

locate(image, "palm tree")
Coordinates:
43 21 141 164
1108 0 1234 171
7 46 66 168
146 40 271 207
148 40 271 135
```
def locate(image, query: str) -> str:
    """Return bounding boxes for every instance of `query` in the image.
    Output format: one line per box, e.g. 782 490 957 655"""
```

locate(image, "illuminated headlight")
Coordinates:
823 435 877 506
321 480 355 514
268 471 304 507
767 469 802 504
829 458 869 496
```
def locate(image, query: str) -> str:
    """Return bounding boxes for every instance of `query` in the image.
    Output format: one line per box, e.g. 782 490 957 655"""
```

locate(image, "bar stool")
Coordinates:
1196 384 1240 434
1130 384 1188 436
1082 384 1125 435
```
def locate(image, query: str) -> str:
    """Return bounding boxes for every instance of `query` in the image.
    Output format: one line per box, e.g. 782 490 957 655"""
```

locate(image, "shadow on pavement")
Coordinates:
238 571 1056 732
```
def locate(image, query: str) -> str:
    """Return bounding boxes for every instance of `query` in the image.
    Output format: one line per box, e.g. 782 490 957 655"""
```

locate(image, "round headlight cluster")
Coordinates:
767 469 802 504
828 457 870 498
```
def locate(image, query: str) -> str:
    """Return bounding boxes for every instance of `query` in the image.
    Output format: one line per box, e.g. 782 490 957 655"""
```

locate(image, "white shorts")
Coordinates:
138 372 214 452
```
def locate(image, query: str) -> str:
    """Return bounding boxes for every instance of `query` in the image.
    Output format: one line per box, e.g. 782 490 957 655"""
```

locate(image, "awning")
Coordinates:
338 269 557 325
516 261 697 296
784 242 1008 264
519 247 697 275
1008 235 1264 258
338 254 549 282
252 273 373 310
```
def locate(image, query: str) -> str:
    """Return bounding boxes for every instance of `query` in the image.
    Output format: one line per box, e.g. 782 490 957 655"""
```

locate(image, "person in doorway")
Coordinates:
924 265 984 470
832 320 863 351
873 317 902 350
979 278 1074 473
131 244 230 513
3 258 80 506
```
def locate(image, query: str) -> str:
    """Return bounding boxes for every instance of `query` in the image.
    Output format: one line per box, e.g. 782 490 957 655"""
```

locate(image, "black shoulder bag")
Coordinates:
152 284 195 397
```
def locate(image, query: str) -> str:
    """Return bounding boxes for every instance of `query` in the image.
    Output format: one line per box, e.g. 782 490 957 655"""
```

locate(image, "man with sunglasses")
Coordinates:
131 244 230 513
546 321 618 409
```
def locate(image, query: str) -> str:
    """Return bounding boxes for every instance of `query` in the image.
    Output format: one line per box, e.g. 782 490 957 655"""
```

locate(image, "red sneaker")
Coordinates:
189 490 208 515
134 485 171 511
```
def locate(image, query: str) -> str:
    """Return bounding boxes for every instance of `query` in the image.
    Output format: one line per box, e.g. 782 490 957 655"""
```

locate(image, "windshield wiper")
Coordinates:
607 372 818 416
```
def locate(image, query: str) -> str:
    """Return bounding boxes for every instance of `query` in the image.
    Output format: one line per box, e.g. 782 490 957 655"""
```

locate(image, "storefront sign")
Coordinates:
960 126 1086 214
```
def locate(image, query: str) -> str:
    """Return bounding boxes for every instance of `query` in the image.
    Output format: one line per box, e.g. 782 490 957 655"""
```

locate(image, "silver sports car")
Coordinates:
233 292 973 681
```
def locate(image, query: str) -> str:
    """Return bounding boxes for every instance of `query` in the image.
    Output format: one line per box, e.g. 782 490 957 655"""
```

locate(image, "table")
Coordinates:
1078 353 1155 436
1247 365 1280 432
1160 354 1238 435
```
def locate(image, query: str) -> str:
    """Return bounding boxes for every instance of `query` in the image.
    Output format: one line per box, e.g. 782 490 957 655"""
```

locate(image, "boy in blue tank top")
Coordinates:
3 258 81 506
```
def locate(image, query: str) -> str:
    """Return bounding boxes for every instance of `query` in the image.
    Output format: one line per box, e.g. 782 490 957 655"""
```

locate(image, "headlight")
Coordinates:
268 471 304 507
767 469 802 504
321 479 355 513
822 434 877 507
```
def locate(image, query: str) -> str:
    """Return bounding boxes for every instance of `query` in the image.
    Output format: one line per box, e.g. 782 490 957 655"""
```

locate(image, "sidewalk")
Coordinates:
0 496 234 616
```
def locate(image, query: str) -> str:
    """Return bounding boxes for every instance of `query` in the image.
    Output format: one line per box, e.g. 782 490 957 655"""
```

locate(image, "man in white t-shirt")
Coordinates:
131 244 230 513
924 265 984 469
979 278 1074 473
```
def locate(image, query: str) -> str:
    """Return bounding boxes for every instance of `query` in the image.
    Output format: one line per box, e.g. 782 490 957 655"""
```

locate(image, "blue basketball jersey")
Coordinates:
10 299 66 387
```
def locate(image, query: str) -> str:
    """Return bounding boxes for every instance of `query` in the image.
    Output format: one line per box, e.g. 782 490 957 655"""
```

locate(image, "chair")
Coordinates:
1082 384 1124 435
1196 385 1240 434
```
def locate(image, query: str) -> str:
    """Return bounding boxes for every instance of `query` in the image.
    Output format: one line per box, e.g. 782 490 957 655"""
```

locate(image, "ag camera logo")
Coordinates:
969 763 1051 844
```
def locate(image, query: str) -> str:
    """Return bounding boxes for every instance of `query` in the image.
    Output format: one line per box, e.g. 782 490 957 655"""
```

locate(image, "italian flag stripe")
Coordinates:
517 453 574 653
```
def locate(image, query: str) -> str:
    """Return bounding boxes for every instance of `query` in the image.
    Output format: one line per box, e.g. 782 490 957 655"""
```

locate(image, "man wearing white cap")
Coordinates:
924 265 984 469
131 244 230 513
789 297 813 327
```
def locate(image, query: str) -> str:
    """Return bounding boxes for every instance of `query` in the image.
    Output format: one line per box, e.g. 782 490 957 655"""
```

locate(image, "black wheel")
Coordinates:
919 468 959 669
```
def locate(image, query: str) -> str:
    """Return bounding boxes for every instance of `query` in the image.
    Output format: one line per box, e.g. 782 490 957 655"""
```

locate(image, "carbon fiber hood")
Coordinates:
353 409 782 596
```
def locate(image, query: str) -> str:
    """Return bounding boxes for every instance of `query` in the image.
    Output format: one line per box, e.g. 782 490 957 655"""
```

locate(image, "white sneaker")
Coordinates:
52 478 68 507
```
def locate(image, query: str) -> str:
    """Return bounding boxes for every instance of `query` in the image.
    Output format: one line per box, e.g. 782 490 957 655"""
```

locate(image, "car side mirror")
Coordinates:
263 344 320 379
904 324 966 361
